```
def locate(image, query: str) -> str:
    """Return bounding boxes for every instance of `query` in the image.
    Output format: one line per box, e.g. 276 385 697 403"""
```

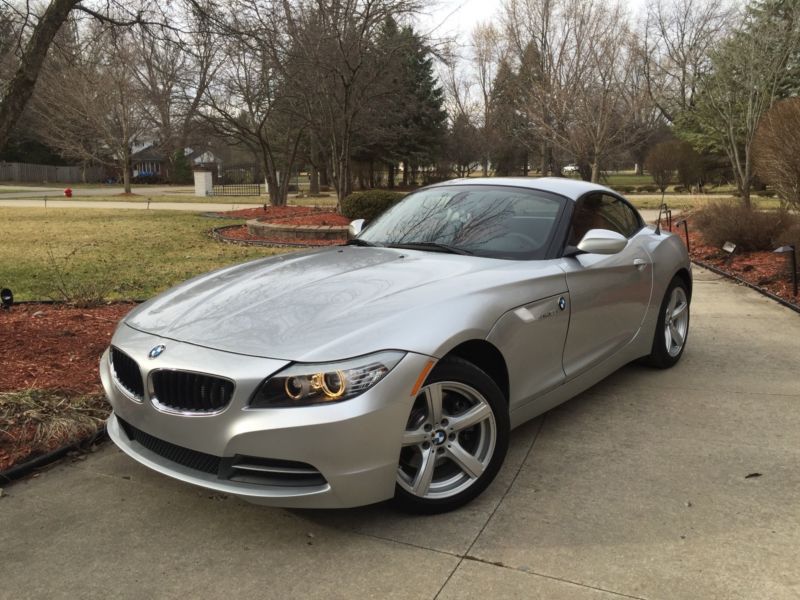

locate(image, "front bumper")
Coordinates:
101 325 433 508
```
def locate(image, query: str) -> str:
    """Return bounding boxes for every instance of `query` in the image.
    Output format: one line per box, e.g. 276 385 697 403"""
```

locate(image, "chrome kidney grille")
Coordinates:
110 347 144 400
150 370 235 414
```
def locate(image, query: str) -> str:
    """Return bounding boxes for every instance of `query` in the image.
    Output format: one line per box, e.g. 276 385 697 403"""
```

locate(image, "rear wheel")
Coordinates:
394 357 509 514
643 276 690 369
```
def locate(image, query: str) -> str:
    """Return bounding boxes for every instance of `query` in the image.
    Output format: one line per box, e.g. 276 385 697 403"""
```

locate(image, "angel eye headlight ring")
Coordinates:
250 351 405 408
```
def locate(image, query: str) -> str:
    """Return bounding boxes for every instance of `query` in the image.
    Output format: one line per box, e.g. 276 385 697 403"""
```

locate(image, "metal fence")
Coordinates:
0 161 106 184
212 164 262 196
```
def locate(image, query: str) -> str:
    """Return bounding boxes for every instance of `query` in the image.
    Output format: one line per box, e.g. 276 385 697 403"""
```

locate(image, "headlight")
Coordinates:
249 351 405 408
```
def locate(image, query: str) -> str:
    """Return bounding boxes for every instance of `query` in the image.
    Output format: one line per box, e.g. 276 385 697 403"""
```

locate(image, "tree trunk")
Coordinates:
402 160 409 186
0 0 81 152
122 151 132 194
482 157 489 177
388 162 395 189
740 183 751 209
540 142 550 176
320 164 329 187
335 153 350 211
262 155 283 206
591 159 601 183
309 166 320 195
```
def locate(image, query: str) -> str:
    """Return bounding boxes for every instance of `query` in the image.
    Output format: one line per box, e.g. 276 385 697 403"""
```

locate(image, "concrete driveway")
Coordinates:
2 268 799 600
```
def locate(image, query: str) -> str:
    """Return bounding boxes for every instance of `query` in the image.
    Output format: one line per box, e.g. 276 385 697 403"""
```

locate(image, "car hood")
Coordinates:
124 246 567 361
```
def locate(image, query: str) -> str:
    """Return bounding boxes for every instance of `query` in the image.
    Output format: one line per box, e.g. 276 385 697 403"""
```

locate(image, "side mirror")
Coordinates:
348 219 366 239
576 229 628 255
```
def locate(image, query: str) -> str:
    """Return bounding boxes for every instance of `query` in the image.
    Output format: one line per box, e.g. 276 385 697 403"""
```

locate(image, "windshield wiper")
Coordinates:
344 238 380 247
387 242 474 256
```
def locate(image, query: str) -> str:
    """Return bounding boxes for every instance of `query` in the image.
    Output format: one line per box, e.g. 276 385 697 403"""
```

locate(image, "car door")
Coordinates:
559 193 653 379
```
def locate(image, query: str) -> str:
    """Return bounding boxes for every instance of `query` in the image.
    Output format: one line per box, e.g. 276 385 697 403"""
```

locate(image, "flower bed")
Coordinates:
212 205 350 246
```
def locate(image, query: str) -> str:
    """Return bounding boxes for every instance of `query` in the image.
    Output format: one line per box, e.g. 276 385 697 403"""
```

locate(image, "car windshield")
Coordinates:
358 185 564 260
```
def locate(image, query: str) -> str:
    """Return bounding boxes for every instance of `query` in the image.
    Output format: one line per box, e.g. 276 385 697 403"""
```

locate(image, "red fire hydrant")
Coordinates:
63 188 73 198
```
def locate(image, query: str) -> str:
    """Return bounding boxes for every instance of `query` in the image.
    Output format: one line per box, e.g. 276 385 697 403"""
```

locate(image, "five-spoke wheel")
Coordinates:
394 357 509 513
643 275 691 368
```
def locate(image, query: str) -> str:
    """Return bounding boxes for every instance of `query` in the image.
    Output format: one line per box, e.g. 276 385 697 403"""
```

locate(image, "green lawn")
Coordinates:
0 186 43 194
70 191 336 207
626 194 781 211
0 208 294 302
5 193 339 207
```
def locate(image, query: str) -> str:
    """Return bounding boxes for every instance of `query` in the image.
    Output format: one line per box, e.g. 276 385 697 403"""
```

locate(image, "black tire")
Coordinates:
393 356 509 514
642 275 691 369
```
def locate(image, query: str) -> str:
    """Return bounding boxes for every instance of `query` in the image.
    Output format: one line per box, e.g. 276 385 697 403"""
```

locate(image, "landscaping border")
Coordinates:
0 426 107 483
210 224 336 248
692 258 800 314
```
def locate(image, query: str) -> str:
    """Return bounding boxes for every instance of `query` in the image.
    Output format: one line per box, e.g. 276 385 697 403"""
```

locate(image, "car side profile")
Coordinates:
101 177 691 513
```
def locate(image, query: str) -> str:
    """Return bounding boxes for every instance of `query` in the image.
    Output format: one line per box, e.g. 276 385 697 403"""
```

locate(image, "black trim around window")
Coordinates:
556 190 646 257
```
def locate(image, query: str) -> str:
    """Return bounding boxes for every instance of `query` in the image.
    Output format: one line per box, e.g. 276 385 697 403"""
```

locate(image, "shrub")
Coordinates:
639 185 658 193
673 185 685 193
675 142 703 192
341 190 406 222
613 185 636 194
645 141 679 192
753 97 800 210
693 203 796 251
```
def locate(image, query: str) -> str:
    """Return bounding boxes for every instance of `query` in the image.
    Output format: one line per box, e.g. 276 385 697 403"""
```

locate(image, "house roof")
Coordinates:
131 146 164 161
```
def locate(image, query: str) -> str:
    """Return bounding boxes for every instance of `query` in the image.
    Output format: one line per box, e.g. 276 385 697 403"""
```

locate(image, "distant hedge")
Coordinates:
341 190 406 222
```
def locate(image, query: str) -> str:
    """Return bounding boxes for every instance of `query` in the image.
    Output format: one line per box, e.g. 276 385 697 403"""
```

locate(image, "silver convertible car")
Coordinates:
101 178 691 513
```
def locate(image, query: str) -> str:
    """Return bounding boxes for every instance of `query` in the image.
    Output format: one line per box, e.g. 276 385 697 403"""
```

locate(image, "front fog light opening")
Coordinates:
251 351 405 408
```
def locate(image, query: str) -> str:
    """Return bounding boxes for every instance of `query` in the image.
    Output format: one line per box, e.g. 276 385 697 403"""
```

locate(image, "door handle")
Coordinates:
633 258 647 269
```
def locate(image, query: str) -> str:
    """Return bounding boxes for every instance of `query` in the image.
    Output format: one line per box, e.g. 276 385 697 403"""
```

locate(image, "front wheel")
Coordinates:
643 275 690 369
394 357 509 514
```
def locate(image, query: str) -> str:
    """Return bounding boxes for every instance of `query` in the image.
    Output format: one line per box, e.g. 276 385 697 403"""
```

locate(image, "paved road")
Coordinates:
2 268 798 599
0 198 263 212
0 185 195 198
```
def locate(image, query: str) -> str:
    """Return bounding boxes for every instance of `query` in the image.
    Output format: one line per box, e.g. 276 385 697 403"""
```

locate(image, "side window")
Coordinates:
598 194 640 238
568 193 641 245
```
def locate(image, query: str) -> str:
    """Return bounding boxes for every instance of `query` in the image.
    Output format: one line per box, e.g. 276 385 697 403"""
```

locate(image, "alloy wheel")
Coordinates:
397 381 497 500
664 286 689 357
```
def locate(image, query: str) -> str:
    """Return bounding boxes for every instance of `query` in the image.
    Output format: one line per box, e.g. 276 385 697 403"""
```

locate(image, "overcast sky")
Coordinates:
415 0 648 40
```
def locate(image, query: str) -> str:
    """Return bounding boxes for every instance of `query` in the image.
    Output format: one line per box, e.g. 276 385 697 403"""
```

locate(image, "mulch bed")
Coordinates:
213 205 333 221
675 220 798 309
211 205 350 247
0 303 134 395
1 303 134 473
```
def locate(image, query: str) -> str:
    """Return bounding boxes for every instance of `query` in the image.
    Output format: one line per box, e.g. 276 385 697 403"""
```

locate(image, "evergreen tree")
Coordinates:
356 20 446 182
488 58 529 176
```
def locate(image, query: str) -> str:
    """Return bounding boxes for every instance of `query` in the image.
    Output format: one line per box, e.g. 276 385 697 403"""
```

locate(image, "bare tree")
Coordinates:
271 0 424 206
471 22 502 176
201 31 302 205
0 0 169 152
504 0 634 182
32 25 149 192
131 19 219 181
643 0 733 124
685 3 800 207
